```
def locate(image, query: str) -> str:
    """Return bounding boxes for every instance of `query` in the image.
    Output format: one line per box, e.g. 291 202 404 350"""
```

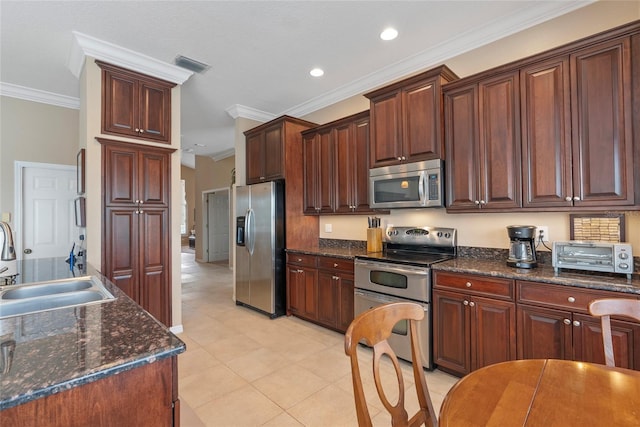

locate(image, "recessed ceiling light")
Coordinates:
310 68 324 77
380 28 398 41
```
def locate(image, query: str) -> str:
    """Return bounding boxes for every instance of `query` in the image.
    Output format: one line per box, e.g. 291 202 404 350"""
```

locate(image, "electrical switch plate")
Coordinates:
1 212 10 222
325 223 332 233
535 226 549 242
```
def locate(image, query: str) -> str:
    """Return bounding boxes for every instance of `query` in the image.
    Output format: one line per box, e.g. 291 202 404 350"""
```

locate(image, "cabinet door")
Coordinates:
402 78 442 161
138 79 172 142
573 314 640 370
317 271 338 329
103 144 137 206
263 124 284 181
351 118 372 213
521 57 573 208
517 304 572 360
246 132 265 184
138 150 170 207
138 208 170 325
287 265 317 320
369 91 402 168
433 290 471 375
570 37 634 206
471 296 516 371
302 134 319 214
478 71 521 209
337 274 354 333
444 84 480 211
334 122 354 213
102 68 139 138
317 129 335 213
103 208 138 301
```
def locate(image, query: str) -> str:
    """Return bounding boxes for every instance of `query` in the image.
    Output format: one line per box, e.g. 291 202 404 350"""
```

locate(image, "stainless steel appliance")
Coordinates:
0 222 17 285
506 225 537 269
235 180 286 318
369 159 444 209
552 241 634 279
354 226 457 369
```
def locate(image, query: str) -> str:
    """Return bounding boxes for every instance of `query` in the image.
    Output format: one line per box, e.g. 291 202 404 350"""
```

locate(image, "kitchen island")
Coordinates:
0 258 185 426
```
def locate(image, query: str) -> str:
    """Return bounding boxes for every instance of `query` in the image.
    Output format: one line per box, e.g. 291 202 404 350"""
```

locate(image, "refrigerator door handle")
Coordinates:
246 208 255 255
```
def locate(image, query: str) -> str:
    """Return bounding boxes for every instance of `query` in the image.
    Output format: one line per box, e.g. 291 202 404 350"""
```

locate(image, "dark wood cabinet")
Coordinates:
433 272 516 376
97 61 174 144
286 253 354 333
445 22 639 213
444 71 521 211
100 139 172 326
302 111 380 215
366 66 458 168
244 116 318 249
516 281 640 370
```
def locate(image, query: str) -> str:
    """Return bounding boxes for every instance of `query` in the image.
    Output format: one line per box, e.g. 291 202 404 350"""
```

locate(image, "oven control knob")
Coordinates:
619 263 629 270
444 233 450 238
619 253 629 260
437 232 443 237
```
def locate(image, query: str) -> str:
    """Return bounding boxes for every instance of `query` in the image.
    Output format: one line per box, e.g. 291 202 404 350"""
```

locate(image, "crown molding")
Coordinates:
0 82 80 109
68 31 193 84
210 148 235 161
225 104 276 122
283 1 593 117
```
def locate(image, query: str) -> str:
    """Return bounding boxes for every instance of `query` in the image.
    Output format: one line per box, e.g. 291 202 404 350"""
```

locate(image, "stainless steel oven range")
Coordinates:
354 226 457 370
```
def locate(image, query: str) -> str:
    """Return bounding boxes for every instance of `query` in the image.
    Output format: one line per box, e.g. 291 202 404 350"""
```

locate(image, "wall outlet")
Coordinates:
535 226 550 242
324 223 332 233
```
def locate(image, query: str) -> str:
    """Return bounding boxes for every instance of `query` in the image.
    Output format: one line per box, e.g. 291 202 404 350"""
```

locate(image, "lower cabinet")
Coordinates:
517 281 640 369
286 253 354 333
433 272 516 376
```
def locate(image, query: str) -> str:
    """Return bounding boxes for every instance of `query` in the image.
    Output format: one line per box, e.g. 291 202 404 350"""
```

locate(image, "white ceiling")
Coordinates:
0 1 593 168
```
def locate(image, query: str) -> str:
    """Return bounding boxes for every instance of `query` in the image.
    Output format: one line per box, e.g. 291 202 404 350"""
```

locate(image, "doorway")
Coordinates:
203 188 230 264
14 162 78 260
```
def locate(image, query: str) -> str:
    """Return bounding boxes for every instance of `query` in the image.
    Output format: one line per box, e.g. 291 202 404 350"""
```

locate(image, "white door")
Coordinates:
20 164 77 259
207 190 229 262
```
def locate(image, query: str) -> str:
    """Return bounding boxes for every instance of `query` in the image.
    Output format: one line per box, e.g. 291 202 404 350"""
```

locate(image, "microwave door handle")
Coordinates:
419 172 427 205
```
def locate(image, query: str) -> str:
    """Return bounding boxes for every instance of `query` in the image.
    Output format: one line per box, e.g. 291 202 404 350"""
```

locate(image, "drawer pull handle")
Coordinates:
563 319 571 325
567 297 575 303
465 282 472 288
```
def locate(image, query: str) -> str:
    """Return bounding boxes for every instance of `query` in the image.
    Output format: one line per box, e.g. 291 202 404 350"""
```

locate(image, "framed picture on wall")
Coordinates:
77 148 85 195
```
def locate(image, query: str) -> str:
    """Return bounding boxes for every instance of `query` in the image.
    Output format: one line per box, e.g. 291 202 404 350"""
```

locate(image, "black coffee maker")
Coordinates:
506 225 537 268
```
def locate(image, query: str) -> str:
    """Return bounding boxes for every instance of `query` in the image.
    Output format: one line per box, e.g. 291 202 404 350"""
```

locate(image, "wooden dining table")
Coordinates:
439 359 640 426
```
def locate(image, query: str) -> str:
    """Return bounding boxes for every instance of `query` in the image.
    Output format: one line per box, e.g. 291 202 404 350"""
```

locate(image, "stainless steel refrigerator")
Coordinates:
235 180 286 318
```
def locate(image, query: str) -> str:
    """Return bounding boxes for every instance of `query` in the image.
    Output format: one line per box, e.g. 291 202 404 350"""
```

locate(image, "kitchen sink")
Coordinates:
0 276 116 319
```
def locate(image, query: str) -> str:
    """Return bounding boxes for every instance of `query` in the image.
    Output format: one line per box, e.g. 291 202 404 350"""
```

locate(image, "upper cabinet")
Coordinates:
365 65 458 168
244 116 317 185
302 111 382 215
444 21 639 212
97 61 175 144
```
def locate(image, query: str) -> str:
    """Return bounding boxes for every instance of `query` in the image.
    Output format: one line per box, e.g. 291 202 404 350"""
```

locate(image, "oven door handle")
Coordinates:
355 290 428 311
355 260 429 276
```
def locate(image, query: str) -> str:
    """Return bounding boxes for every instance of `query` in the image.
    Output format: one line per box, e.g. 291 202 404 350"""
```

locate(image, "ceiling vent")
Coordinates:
174 55 211 74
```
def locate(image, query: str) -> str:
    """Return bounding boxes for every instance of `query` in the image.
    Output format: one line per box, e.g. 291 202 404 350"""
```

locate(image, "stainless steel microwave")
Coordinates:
369 159 444 209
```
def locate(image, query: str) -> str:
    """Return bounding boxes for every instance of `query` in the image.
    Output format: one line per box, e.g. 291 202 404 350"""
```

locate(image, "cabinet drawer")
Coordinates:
517 281 636 314
434 272 514 300
286 253 317 267
317 256 354 273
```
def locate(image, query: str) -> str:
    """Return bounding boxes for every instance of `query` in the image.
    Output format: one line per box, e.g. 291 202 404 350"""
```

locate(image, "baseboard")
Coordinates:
170 324 184 334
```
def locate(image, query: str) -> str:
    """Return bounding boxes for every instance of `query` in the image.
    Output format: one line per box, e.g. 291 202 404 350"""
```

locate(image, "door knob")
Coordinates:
23 248 32 254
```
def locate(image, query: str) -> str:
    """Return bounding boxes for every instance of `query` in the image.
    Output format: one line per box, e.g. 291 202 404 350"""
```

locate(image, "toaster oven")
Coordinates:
552 241 634 279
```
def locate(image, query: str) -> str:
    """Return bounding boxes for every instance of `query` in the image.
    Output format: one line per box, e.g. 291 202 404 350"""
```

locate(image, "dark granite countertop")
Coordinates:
0 258 185 410
432 258 640 295
286 246 369 259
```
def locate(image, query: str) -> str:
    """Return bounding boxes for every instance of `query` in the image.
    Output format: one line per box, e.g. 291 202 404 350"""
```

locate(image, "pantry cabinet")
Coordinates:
100 139 173 326
433 272 516 376
286 253 354 333
517 281 640 370
97 61 174 144
365 65 458 168
302 129 334 214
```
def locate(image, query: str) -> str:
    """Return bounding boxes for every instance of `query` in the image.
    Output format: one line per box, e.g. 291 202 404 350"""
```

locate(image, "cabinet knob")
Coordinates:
401 156 406 161
465 282 472 288
260 176 265 180
474 200 480 205
397 157 402 161
297 258 302 262
469 301 475 307
567 296 575 303
297 269 303 273
480 200 486 205
573 196 581 201
463 300 469 306
332 275 339 280
565 196 572 202
563 318 571 325
138 209 143 213
139 129 144 133
135 128 140 132
573 320 581 327
333 263 338 267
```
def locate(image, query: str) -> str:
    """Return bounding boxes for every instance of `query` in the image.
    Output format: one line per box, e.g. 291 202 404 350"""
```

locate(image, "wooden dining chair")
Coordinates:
344 302 438 427
588 298 640 367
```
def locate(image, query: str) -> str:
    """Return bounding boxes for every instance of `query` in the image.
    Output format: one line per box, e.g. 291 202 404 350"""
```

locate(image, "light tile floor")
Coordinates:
177 251 459 426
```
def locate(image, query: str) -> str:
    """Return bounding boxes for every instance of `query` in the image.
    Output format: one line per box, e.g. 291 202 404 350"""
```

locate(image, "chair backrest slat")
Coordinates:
588 298 640 367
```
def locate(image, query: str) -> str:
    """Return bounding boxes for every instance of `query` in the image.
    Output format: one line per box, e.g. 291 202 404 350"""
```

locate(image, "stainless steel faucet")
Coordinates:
0 222 16 261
